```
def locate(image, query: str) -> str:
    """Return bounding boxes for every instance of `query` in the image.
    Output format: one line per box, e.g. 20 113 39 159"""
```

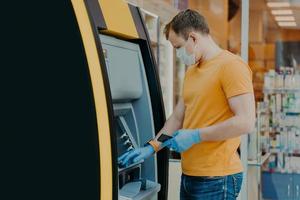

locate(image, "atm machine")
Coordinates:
101 34 161 199
71 0 169 200
2 1 168 199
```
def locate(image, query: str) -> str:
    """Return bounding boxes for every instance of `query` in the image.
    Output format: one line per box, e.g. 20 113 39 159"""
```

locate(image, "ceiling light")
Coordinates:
271 9 293 15
267 2 291 8
278 21 297 27
275 16 295 21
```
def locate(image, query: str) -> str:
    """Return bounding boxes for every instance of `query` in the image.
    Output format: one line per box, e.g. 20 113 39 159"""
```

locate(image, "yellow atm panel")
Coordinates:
98 0 139 38
3 1 168 200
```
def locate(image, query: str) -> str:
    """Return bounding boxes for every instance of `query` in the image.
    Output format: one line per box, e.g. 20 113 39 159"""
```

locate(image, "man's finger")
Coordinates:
171 143 181 153
118 151 131 162
166 139 179 152
122 151 141 165
161 139 173 148
133 154 146 163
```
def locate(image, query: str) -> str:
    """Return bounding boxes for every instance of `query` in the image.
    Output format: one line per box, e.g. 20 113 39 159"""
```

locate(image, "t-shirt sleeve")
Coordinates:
220 59 253 98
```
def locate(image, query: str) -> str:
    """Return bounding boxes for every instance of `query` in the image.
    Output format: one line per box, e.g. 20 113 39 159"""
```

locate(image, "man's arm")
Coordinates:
118 98 185 165
152 97 185 149
200 93 255 141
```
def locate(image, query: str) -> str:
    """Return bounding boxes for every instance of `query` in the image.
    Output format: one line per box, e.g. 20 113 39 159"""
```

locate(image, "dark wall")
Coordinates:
1 1 100 199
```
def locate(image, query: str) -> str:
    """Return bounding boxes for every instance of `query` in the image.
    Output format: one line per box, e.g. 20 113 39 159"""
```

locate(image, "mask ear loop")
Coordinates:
189 34 200 64
190 35 197 52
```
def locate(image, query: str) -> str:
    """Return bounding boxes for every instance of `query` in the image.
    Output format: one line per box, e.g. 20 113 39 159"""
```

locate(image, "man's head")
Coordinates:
164 9 210 65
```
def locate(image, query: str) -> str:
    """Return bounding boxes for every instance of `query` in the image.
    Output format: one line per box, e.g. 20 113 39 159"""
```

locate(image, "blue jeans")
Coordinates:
180 172 243 200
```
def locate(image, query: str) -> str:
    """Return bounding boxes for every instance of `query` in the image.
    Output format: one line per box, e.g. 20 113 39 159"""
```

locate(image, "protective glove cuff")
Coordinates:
146 140 160 152
192 129 202 143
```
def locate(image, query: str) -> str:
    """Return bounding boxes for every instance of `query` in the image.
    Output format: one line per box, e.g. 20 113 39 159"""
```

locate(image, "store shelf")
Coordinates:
268 148 300 157
263 88 300 94
248 153 271 166
268 125 300 130
285 112 300 116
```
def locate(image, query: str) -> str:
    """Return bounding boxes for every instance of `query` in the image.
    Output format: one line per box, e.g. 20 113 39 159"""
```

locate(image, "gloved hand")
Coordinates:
118 145 155 167
164 129 201 153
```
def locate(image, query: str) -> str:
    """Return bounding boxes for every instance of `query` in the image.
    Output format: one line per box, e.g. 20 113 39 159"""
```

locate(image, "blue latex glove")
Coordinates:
164 129 201 153
118 145 155 167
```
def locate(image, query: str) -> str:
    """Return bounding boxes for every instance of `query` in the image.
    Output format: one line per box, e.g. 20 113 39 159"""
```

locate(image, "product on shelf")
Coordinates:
257 67 300 173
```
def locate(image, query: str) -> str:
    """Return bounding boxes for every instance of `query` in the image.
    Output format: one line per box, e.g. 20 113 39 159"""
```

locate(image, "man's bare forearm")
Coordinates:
200 115 255 141
154 114 183 140
152 98 185 150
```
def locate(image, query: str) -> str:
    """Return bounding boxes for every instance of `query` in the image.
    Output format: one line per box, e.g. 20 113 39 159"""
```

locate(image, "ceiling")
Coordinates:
250 0 300 29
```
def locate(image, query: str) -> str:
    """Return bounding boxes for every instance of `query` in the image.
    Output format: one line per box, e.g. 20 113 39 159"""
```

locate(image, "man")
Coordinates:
118 9 255 200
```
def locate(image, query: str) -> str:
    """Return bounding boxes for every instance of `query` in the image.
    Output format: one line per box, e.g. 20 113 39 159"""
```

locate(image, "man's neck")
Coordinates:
200 37 223 62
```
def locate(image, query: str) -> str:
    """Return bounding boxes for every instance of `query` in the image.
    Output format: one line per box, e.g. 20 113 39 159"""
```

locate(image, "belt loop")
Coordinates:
183 174 188 194
224 175 227 200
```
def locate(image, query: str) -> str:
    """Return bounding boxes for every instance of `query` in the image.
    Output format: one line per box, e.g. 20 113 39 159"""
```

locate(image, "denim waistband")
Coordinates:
182 172 243 180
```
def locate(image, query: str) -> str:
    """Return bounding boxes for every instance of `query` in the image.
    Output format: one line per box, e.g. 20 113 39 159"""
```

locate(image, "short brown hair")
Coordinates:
164 9 210 40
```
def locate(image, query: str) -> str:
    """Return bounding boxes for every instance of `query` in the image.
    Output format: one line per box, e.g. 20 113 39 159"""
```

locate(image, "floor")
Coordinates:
168 160 181 200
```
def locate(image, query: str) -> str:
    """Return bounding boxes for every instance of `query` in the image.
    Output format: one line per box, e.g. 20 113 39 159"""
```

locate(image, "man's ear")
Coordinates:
188 32 199 43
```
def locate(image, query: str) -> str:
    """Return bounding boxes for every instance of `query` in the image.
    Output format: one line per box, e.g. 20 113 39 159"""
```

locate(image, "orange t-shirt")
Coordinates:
181 50 253 176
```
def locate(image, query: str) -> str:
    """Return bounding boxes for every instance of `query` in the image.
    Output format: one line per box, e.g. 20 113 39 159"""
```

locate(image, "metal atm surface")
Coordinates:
100 34 160 200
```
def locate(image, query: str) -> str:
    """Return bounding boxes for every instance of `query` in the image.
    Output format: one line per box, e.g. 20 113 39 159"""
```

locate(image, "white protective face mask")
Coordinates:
176 39 196 66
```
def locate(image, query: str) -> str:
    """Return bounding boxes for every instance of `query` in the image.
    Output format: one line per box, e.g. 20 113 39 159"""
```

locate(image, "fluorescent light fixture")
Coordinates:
267 2 290 8
275 16 295 21
271 9 293 15
278 21 297 27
